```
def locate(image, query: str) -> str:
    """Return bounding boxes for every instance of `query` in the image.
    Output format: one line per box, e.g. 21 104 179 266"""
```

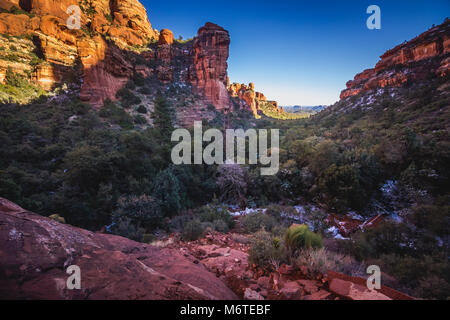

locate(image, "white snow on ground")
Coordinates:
326 226 349 240
228 208 266 217
347 211 364 221
381 180 397 196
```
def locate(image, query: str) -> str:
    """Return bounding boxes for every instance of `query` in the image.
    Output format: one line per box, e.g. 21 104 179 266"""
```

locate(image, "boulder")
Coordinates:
158 29 174 45
244 288 264 301
329 278 391 300
279 281 303 300
0 197 238 300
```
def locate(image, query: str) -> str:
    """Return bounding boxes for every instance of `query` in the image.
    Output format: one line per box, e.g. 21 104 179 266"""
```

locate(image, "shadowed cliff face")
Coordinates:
341 20 450 100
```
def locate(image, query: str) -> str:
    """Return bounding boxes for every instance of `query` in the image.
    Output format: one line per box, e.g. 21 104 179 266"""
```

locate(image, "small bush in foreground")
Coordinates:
182 220 204 241
296 248 365 276
241 213 278 233
284 224 323 256
248 229 287 269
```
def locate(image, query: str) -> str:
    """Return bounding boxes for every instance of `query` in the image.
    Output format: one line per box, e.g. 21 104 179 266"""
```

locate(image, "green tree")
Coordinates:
152 166 182 217
151 95 174 142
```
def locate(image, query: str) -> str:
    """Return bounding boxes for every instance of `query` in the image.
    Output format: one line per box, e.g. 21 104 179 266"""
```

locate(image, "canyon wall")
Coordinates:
341 19 450 100
0 0 239 110
228 82 282 117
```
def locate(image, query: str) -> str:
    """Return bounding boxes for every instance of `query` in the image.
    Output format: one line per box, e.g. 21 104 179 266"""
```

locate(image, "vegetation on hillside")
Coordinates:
0 52 448 298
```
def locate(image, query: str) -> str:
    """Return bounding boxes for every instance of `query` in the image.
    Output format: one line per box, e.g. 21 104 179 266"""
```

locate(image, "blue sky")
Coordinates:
141 0 449 106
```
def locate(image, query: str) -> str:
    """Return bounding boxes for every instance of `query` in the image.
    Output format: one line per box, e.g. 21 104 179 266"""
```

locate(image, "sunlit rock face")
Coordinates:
340 19 450 100
0 1 241 111
0 0 158 106
189 22 232 111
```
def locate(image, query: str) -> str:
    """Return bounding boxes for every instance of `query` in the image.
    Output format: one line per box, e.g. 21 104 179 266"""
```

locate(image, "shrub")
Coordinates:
99 99 134 129
283 224 322 256
266 204 298 222
213 219 229 233
134 115 147 125
110 217 144 242
248 229 287 269
133 72 145 87
137 105 147 114
111 195 162 232
72 101 90 115
5 67 27 87
116 87 141 108
152 166 183 217
125 80 136 90
196 205 235 230
182 220 204 241
104 13 113 23
296 248 365 276
168 214 192 233
48 214 66 224
217 163 247 204
241 213 278 233
138 87 151 95
411 205 450 237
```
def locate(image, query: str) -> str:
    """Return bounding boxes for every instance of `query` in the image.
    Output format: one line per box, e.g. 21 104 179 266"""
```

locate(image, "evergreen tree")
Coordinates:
151 94 174 143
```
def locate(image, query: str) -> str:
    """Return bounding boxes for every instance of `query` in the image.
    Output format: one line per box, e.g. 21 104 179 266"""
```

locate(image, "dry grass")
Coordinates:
296 248 366 277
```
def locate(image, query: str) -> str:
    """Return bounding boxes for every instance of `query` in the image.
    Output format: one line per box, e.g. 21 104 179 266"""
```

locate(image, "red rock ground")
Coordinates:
0 197 414 300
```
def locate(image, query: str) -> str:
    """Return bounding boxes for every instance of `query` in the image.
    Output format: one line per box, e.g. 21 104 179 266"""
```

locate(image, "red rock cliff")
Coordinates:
0 0 157 106
341 19 450 100
228 82 282 117
189 22 232 110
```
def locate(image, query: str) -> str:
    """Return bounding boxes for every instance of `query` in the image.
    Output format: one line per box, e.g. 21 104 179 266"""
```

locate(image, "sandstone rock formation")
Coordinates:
0 197 237 300
0 1 278 118
0 0 159 107
341 19 450 100
189 22 232 111
158 29 174 45
228 82 281 117
0 1 240 113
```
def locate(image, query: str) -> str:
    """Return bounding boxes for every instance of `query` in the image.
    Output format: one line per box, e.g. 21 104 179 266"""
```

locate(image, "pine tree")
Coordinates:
151 94 174 143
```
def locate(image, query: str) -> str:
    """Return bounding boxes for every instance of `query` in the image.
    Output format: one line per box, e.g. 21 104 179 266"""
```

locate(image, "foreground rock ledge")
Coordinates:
0 198 237 300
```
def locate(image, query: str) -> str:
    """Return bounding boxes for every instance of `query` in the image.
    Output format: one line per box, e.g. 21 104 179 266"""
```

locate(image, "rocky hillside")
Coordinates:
0 197 415 300
0 197 237 300
341 19 449 100
0 0 280 122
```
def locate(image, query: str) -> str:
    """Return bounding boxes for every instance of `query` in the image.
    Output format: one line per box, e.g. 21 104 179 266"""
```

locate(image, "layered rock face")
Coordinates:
0 2 238 111
341 19 450 100
0 0 158 106
0 197 238 300
189 23 232 111
0 1 278 116
228 82 281 117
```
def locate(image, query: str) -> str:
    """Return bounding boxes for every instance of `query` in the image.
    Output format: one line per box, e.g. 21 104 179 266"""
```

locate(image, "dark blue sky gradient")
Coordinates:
141 0 449 105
